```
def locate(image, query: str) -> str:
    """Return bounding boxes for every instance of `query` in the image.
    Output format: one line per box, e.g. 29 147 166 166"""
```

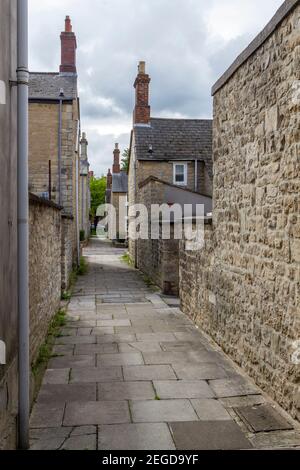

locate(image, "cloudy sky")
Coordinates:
29 0 283 176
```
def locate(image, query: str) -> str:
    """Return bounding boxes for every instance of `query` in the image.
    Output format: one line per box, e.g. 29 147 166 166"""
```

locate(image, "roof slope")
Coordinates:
134 118 212 177
112 172 128 193
29 72 77 100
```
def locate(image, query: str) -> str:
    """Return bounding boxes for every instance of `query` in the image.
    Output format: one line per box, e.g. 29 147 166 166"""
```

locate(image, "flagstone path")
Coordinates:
30 238 300 450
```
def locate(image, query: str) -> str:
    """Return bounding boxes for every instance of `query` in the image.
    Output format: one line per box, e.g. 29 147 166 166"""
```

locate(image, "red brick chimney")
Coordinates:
60 16 77 74
112 143 120 174
133 61 151 126
107 169 112 190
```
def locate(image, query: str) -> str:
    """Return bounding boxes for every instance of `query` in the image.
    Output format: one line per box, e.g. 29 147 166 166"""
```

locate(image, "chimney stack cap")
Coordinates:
115 143 119 150
65 15 72 32
138 61 146 74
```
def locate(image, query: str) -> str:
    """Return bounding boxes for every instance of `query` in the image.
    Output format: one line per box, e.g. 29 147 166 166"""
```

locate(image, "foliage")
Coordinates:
90 175 106 217
77 257 88 276
121 148 130 173
31 309 67 377
120 252 134 267
61 290 71 301
80 230 85 242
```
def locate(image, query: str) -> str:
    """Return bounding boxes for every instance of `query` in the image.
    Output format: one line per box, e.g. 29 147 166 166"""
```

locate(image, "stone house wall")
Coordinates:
0 0 18 450
128 133 212 264
29 195 62 363
29 99 79 268
179 1 300 421
136 179 180 295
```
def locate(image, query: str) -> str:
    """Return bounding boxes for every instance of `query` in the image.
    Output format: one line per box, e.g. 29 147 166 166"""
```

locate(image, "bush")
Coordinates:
80 230 85 242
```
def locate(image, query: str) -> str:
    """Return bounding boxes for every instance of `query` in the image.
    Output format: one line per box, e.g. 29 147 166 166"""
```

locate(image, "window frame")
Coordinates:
173 162 188 186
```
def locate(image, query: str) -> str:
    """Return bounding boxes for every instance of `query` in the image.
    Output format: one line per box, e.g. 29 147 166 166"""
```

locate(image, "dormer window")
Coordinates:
173 163 187 186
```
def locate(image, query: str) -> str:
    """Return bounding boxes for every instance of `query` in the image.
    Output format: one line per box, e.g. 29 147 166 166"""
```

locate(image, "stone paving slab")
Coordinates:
191 399 232 421
160 341 206 352
74 343 118 355
43 368 70 385
92 327 115 335
55 335 96 345
136 333 177 342
173 363 228 380
48 355 95 369
97 352 144 366
64 401 131 426
52 344 75 356
70 366 123 383
98 381 155 401
30 403 65 428
96 334 136 344
118 342 163 353
169 421 253 450
123 365 177 381
209 377 260 397
61 435 97 450
131 400 199 423
36 383 96 404
30 437 66 451
98 423 176 450
153 381 215 399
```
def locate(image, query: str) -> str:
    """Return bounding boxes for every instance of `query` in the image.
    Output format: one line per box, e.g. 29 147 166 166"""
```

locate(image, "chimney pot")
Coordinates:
138 61 146 74
65 16 72 32
133 61 151 126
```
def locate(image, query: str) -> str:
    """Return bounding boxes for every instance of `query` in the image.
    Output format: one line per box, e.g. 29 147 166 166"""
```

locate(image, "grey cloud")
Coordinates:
29 0 283 176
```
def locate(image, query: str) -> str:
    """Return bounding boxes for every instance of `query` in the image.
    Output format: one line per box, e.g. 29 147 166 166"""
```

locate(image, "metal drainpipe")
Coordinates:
194 159 198 192
17 0 30 450
76 121 80 266
58 94 63 206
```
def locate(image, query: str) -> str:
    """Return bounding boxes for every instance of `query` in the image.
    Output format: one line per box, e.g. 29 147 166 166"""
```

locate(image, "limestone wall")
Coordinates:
136 179 179 295
29 195 62 362
180 1 300 421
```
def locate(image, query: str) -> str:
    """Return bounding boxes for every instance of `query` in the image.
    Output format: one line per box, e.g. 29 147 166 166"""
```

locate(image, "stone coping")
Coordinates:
29 193 63 211
212 0 300 95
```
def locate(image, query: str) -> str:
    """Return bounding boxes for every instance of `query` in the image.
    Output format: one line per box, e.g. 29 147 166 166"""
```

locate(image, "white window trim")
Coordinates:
173 162 188 186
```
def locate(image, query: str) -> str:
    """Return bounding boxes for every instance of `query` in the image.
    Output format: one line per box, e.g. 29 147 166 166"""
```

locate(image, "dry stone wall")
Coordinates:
180 2 300 421
29 195 62 362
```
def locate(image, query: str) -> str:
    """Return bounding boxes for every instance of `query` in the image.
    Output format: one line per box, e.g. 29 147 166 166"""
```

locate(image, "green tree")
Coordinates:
121 148 130 173
90 175 106 218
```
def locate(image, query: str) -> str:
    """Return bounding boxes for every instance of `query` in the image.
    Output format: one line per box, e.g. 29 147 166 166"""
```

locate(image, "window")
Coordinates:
173 163 187 186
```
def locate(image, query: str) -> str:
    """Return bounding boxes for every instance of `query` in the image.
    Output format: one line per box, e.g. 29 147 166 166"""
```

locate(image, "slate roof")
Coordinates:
134 118 213 177
112 172 128 193
29 72 77 100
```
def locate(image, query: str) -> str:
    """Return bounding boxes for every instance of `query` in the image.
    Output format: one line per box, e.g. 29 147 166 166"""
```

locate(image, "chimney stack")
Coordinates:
107 169 112 190
133 61 151 126
113 143 120 174
60 16 77 74
80 132 88 160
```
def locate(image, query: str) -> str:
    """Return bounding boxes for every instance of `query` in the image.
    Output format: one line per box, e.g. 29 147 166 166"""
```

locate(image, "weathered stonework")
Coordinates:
137 178 180 295
180 1 300 421
29 195 62 363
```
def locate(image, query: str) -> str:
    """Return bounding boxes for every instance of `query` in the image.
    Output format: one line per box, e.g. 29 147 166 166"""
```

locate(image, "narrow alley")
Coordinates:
29 239 300 450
